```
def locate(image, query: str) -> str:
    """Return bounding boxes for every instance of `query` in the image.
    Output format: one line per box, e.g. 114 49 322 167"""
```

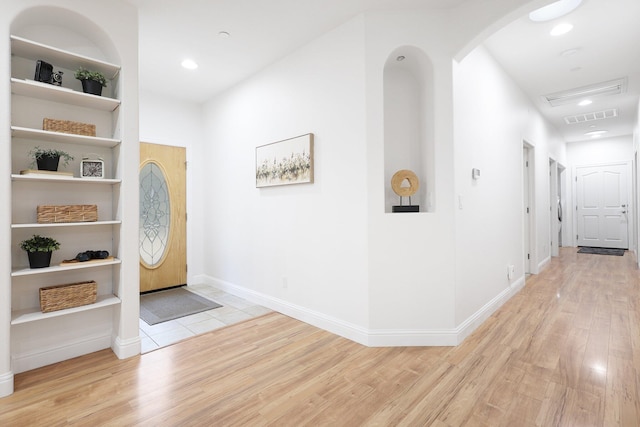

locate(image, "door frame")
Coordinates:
523 142 536 274
548 158 566 257
549 158 557 257
572 160 632 249
558 163 566 248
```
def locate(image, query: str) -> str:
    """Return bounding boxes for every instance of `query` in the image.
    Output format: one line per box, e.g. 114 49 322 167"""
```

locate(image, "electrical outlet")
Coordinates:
507 265 515 280
282 276 288 289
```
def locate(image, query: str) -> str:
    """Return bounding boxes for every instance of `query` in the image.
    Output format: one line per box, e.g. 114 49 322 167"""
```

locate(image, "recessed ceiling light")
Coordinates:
550 23 573 36
584 130 608 138
529 0 583 22
181 59 198 70
218 31 230 38
396 55 405 61
578 99 592 106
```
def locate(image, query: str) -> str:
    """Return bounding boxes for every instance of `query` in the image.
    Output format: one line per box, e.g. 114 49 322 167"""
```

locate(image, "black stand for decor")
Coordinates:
392 196 419 213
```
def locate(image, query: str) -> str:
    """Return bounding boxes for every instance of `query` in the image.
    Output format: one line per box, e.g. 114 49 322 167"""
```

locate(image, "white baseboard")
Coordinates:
196 274 526 348
366 329 459 347
196 275 370 346
455 275 526 344
112 335 141 359
538 255 551 272
12 333 112 374
0 370 13 397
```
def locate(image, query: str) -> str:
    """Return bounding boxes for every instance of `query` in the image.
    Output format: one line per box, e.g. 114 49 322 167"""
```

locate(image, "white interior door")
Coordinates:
576 163 629 249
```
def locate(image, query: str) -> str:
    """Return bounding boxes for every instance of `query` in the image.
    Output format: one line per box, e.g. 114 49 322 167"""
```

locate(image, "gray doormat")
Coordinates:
140 287 222 325
577 247 625 256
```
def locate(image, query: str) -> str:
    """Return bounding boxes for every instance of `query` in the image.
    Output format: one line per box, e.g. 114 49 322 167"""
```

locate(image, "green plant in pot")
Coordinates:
28 146 74 172
20 234 60 269
74 67 107 96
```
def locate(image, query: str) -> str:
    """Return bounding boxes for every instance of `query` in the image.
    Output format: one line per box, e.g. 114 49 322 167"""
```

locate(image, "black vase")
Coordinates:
36 155 60 171
27 251 53 269
81 79 103 96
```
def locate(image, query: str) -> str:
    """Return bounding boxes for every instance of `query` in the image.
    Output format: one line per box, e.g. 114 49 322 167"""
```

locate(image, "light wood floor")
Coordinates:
2 247 639 426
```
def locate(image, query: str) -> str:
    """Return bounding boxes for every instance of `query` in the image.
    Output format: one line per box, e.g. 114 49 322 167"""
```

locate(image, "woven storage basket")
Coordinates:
43 118 96 136
37 205 98 223
39 281 97 313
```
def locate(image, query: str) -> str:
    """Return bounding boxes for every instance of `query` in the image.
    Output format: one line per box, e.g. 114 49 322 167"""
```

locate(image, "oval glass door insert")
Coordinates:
139 161 171 267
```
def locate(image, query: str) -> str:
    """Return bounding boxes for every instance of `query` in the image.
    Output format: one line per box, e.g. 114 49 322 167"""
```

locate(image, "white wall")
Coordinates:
566 135 633 165
363 9 460 342
453 45 566 326
139 91 205 284
194 0 573 346
199 16 371 339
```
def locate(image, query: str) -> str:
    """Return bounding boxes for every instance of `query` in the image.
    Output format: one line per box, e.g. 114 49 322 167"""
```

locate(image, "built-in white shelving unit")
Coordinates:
1 3 140 399
11 126 121 147
7 28 128 380
11 78 121 111
10 35 120 79
11 295 121 325
11 174 121 184
12 220 122 229
11 258 122 277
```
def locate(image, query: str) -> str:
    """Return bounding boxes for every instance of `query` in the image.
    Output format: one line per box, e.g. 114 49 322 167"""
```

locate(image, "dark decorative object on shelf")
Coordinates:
74 67 107 96
71 250 110 262
34 60 63 86
28 147 74 171
392 203 420 213
20 234 60 269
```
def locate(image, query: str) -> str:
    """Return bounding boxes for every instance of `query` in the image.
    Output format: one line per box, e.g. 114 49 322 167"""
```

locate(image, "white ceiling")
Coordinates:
127 0 466 102
484 0 640 143
128 0 640 143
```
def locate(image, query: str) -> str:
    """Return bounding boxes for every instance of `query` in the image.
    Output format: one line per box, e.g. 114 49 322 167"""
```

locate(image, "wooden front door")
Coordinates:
139 142 187 292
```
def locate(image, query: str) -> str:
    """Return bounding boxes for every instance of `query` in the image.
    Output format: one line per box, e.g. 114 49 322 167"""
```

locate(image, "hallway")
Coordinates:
2 247 639 425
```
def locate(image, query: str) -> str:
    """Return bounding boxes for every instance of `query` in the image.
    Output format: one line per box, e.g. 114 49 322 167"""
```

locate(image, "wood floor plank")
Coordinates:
2 247 640 425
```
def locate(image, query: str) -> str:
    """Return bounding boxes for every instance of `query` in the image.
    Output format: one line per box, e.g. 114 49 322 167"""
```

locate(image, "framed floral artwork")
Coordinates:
256 133 314 188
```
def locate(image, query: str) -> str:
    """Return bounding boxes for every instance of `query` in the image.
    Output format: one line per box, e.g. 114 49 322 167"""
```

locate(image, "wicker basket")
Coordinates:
42 118 96 137
39 281 97 313
37 205 98 223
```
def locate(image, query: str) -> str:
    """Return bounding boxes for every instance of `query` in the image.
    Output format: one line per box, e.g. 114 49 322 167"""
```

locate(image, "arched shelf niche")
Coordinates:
10 6 119 64
10 6 121 103
383 46 435 213
4 3 133 385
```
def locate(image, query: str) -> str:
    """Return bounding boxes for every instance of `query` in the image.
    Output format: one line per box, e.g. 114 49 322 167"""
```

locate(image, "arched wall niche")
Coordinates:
11 6 120 66
383 46 435 213
10 6 121 105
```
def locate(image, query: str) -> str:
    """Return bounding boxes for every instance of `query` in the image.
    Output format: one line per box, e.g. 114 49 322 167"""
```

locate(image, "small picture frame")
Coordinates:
80 157 105 178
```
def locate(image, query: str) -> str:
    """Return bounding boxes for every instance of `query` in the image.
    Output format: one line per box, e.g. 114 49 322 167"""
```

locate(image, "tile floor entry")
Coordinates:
139 284 272 353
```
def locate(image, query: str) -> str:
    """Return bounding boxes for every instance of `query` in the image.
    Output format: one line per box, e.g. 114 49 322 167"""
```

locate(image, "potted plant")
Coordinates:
20 234 61 268
28 147 74 172
74 67 107 96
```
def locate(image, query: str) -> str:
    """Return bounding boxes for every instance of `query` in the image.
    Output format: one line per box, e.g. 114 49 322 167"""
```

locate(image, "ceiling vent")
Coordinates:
564 108 618 124
543 77 627 107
